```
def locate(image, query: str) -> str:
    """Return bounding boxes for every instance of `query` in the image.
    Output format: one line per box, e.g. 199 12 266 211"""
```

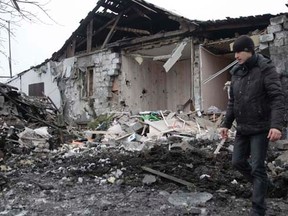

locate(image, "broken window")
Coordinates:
28 82 44 97
79 67 94 99
79 70 87 99
87 67 94 97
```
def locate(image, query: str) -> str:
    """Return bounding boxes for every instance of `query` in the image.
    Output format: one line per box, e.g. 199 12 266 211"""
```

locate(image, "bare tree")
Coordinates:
0 0 53 29
0 0 53 76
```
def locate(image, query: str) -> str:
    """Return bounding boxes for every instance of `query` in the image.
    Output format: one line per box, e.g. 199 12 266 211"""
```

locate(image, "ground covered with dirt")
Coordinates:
0 140 288 216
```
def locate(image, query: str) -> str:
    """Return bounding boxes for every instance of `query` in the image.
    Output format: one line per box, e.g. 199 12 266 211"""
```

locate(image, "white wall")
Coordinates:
6 61 61 108
200 47 232 112
121 55 192 112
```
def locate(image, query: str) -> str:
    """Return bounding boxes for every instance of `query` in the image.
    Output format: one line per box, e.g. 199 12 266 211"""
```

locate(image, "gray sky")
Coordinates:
0 0 287 79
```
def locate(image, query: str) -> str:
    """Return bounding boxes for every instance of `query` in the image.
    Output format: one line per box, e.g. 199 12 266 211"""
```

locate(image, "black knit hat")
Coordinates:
233 35 255 53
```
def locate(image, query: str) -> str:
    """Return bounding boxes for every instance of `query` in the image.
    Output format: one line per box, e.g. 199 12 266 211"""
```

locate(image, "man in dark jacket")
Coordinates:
220 35 285 216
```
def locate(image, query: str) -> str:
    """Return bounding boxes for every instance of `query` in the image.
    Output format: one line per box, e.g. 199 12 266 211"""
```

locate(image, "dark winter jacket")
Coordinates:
221 53 285 135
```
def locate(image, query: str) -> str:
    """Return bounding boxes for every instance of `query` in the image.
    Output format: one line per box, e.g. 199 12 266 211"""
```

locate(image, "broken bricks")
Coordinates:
0 82 65 155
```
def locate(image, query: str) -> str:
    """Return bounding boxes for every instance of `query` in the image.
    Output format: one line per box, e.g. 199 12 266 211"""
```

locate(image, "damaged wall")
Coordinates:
200 47 232 112
120 55 192 113
58 50 121 124
259 15 288 75
6 3 286 126
6 62 61 108
7 50 121 125
166 60 191 111
192 45 201 112
120 56 166 112
261 15 288 125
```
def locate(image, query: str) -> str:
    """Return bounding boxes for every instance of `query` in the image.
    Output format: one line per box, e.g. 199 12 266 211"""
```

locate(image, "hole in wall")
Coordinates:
125 80 131 86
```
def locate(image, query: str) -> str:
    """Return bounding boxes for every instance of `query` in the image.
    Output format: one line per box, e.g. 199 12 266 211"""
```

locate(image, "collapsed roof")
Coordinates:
42 0 284 65
51 0 197 61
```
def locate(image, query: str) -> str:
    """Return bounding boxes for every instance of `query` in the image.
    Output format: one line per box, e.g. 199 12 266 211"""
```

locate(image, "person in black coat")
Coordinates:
220 35 285 216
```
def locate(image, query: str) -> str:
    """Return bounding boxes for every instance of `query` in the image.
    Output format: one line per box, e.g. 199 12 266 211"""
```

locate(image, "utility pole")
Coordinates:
0 20 13 79
8 20 12 78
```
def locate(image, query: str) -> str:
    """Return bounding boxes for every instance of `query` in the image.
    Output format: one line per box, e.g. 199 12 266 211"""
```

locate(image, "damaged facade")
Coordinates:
5 0 288 125
2 2 288 214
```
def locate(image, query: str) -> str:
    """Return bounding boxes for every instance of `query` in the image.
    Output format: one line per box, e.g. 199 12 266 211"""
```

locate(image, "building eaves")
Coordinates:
192 13 287 40
13 1 286 78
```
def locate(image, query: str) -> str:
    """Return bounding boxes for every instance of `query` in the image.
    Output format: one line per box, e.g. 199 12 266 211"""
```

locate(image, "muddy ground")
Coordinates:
0 139 288 216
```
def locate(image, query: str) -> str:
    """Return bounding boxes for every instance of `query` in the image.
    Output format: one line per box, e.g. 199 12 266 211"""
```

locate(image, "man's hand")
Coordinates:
220 127 229 139
267 128 282 141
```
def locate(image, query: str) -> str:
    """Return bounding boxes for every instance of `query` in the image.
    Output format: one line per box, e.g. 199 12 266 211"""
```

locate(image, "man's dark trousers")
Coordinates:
232 132 269 216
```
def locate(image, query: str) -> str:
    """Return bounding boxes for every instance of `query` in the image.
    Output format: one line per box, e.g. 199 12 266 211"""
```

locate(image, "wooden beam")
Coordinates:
199 20 270 32
101 2 122 14
163 39 188 72
131 6 151 20
77 8 132 49
87 19 93 52
153 54 171 61
142 166 195 188
107 25 150 35
107 29 189 49
131 0 157 13
190 37 195 105
214 139 226 154
51 1 105 60
66 38 76 58
76 16 118 49
101 11 123 49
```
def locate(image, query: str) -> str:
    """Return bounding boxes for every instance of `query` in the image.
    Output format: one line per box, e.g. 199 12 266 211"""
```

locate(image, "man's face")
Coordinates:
234 51 252 64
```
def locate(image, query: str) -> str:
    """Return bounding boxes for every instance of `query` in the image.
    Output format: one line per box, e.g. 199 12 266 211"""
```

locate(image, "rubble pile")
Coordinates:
0 98 288 215
0 83 59 126
0 83 65 158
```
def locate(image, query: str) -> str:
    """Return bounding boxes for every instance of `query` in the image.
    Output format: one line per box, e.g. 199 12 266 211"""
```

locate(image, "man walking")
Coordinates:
220 35 285 216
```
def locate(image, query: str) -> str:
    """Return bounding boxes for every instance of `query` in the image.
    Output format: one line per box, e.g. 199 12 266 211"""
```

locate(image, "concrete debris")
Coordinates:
0 82 67 155
0 100 288 215
0 83 60 127
121 141 147 152
273 140 288 150
275 150 288 166
18 127 51 150
167 191 213 207
142 174 157 185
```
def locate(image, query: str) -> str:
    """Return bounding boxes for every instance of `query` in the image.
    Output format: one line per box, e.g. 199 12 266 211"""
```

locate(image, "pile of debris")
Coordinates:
0 84 288 214
0 82 65 158
0 83 59 125
0 111 288 214
72 109 226 149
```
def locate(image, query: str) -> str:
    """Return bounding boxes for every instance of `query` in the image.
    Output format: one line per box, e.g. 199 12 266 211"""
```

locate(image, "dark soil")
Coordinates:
0 140 288 216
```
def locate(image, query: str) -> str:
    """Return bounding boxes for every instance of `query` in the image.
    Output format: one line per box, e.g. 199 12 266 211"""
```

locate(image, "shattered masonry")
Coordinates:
1 1 288 215
4 0 287 126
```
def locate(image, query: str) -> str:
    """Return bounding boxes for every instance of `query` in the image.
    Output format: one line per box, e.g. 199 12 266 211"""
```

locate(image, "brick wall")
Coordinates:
260 15 288 129
60 51 121 125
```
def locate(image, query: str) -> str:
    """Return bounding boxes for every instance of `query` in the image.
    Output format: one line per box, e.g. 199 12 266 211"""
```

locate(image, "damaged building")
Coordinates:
2 2 288 215
5 0 288 126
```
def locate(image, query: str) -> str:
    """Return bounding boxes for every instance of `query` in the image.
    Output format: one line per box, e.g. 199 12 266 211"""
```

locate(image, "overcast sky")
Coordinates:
0 0 287 79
